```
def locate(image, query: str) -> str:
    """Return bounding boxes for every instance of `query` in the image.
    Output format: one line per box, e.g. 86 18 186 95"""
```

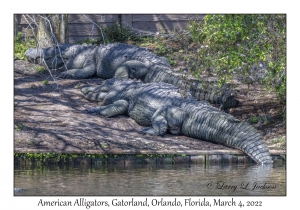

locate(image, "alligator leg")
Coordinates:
139 106 186 136
159 56 170 66
81 84 109 102
58 55 96 79
114 66 129 79
139 115 167 136
115 60 151 80
86 100 129 117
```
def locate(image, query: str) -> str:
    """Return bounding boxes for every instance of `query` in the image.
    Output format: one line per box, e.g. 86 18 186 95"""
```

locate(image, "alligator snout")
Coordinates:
25 47 66 69
25 48 44 60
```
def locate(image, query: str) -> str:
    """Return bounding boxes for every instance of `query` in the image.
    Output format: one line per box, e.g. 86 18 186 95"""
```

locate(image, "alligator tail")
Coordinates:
145 65 238 109
181 102 272 164
233 127 273 164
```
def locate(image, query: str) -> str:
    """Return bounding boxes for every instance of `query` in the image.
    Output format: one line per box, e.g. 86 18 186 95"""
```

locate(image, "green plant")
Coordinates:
42 80 49 85
76 38 99 45
262 114 270 125
249 116 259 124
99 22 140 44
272 136 286 149
280 155 286 160
15 123 25 131
35 65 45 73
188 15 286 103
14 32 36 60
75 82 81 89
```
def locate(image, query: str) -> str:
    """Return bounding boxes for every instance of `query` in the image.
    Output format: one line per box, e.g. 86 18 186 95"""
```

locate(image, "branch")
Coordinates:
82 14 106 44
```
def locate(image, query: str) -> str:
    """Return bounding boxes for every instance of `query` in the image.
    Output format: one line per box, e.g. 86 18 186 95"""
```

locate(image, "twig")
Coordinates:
82 14 106 44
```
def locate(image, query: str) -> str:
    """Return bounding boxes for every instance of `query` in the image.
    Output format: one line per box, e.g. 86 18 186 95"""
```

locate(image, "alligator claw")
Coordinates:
58 72 74 79
139 127 159 136
85 107 100 114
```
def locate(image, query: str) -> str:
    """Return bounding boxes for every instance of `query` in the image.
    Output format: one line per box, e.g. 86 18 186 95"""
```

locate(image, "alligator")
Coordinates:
81 78 272 164
25 43 237 109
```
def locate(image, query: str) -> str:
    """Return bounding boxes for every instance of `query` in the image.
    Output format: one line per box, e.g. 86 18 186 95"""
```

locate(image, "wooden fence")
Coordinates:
15 14 205 43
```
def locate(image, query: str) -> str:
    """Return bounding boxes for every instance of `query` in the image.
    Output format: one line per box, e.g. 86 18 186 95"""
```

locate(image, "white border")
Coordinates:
4 0 298 209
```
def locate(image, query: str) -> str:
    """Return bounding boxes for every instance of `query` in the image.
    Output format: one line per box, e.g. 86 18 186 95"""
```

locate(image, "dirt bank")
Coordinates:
14 60 286 154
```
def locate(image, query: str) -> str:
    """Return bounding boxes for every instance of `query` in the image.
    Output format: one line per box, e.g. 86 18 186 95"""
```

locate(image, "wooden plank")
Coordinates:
120 14 132 28
14 24 37 37
132 20 193 33
68 22 115 36
107 155 125 165
190 155 206 164
68 36 100 44
68 14 119 23
17 14 203 24
269 150 286 155
14 148 286 156
132 14 205 22
124 155 156 165
16 14 205 41
173 155 189 164
16 14 119 30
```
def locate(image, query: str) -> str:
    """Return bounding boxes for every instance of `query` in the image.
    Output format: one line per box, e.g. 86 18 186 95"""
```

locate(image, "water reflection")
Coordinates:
14 163 286 196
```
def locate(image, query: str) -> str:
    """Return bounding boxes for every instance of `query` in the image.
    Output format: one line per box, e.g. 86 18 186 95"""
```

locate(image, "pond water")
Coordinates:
14 163 286 196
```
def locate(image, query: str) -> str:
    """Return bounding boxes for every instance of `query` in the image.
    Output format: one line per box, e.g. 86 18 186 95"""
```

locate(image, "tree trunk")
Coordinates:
49 14 68 44
37 14 68 48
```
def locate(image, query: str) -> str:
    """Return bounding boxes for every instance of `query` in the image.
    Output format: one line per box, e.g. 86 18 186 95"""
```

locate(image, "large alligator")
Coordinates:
81 78 272 164
25 43 237 109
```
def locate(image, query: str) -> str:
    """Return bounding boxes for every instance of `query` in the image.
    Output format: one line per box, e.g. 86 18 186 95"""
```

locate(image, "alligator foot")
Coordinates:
85 107 102 114
81 85 107 102
57 72 74 79
139 127 158 135
81 85 102 95
139 127 165 136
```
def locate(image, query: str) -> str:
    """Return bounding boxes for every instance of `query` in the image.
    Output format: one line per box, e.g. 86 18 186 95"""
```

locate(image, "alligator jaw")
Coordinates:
81 84 108 102
25 48 44 61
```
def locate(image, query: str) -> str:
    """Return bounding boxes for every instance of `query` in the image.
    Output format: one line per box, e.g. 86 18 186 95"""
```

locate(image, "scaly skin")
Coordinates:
144 64 238 110
25 43 171 79
81 79 272 164
25 43 237 109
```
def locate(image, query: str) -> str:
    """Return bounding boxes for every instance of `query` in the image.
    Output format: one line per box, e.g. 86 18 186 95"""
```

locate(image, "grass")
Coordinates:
35 65 45 73
249 116 259 124
272 136 286 149
134 36 180 65
75 82 81 89
262 114 270 125
14 32 36 60
42 80 49 85
15 123 25 131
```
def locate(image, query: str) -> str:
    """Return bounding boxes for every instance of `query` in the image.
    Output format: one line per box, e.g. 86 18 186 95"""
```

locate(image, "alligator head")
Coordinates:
81 78 141 105
25 44 73 69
